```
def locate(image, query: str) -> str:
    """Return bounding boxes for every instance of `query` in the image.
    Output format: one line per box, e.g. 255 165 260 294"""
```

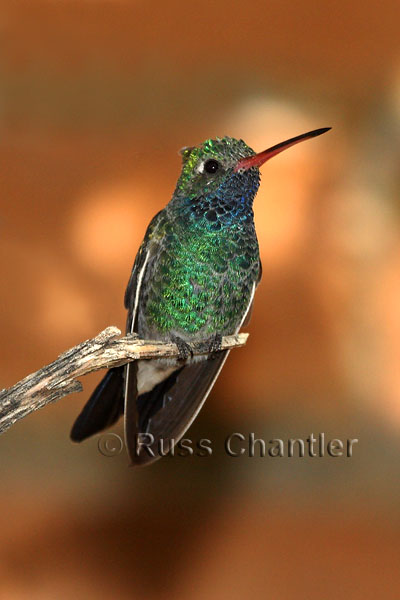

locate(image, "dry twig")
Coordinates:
0 326 248 435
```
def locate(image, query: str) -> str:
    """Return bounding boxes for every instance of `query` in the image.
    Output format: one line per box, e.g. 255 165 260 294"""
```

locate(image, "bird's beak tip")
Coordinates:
235 126 332 172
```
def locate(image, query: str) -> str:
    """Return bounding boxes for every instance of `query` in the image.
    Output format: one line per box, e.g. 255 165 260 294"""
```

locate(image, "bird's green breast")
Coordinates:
139 217 259 339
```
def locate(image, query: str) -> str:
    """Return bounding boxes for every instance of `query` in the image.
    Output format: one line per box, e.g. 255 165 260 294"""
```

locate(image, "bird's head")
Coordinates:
172 128 330 228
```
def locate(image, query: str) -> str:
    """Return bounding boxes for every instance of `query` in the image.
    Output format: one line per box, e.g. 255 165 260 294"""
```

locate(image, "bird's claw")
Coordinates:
171 335 193 362
171 333 222 361
199 333 223 360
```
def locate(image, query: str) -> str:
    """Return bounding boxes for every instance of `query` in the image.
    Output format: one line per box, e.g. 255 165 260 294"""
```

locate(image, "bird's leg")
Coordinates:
207 333 223 357
171 333 222 361
196 333 223 360
170 335 194 362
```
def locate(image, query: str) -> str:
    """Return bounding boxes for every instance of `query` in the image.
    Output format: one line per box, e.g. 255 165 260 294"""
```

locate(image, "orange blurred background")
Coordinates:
1 1 400 598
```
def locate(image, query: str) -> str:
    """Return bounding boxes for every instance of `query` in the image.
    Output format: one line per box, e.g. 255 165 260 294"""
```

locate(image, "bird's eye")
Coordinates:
204 159 220 174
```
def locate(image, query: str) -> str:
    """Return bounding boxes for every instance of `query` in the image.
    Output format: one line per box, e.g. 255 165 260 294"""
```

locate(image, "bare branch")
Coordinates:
0 327 249 435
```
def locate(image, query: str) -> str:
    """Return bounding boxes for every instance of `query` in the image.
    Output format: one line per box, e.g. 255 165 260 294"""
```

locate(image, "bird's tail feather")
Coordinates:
124 351 230 466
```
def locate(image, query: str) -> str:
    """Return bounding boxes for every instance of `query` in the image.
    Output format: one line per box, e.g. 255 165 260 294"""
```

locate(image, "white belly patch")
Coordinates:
137 360 178 395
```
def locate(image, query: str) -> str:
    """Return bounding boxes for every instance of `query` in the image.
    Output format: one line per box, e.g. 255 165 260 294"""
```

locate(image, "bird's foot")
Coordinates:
170 335 194 362
197 333 223 360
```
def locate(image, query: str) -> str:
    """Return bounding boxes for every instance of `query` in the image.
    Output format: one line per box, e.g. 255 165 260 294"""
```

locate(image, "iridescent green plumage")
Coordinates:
141 209 259 336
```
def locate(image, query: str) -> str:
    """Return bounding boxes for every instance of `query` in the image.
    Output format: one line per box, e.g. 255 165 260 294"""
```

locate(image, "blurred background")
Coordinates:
1 1 400 598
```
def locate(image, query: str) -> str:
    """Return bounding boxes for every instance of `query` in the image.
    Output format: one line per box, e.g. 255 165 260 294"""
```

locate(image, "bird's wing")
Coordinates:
70 366 125 442
123 209 171 461
241 259 261 327
124 210 164 328
70 210 165 443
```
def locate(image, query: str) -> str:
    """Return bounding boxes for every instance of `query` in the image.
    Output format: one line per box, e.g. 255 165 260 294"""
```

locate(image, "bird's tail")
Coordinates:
124 351 230 466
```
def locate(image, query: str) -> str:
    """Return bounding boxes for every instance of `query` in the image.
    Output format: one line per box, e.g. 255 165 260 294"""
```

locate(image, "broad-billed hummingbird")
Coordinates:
71 127 330 465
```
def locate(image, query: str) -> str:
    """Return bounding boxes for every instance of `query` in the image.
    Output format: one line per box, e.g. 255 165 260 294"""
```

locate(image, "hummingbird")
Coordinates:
71 127 330 465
